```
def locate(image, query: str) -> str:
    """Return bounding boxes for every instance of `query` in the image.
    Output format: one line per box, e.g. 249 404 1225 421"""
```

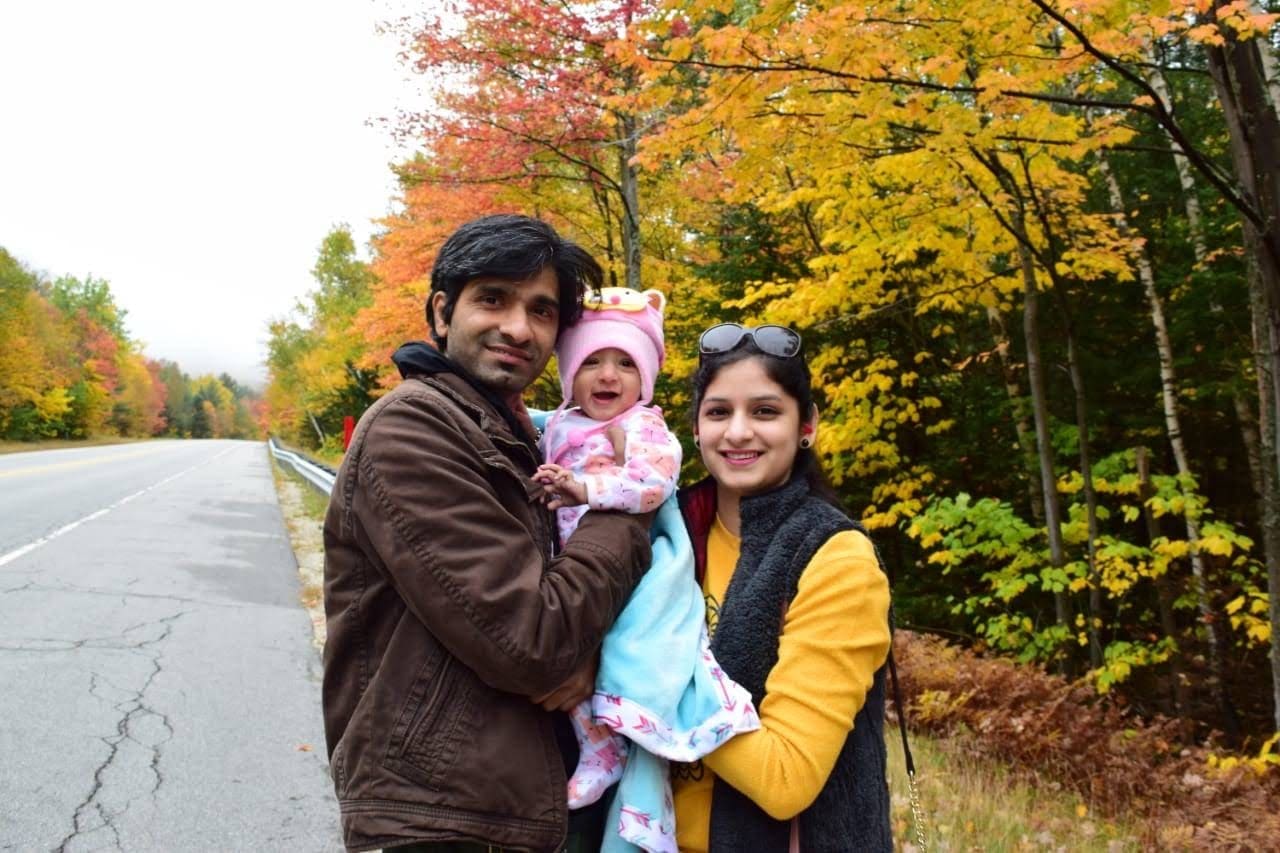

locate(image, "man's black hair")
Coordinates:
426 214 603 348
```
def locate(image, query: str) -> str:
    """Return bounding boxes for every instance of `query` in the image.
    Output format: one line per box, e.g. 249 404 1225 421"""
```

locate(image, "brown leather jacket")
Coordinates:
322 372 651 852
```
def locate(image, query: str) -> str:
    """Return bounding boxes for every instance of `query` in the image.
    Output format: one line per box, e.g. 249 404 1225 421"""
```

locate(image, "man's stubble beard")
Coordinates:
450 333 549 399
472 361 533 396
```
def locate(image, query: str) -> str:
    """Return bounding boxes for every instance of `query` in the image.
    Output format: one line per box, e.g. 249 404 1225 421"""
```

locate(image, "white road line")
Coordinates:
0 446 239 568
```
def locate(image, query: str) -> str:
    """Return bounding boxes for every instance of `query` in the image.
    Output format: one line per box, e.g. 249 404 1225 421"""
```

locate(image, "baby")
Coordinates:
535 287 683 807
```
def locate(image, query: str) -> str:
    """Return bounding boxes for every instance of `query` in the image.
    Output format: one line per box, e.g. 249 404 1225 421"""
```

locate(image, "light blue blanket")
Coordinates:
595 496 759 853
530 410 757 852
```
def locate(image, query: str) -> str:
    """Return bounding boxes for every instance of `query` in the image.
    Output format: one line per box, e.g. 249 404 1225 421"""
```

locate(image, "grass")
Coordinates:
272 435 344 469
888 730 1141 852
0 435 151 455
312 447 345 468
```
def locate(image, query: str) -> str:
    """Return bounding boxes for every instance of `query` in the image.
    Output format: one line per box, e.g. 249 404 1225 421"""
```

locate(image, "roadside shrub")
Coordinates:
891 631 1280 849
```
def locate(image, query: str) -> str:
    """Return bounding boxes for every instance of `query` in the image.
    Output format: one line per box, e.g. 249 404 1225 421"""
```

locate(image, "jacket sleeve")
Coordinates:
703 530 890 819
350 392 652 697
581 409 682 514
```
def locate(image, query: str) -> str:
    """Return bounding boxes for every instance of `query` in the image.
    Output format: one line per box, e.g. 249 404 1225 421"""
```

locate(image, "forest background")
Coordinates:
0 249 261 443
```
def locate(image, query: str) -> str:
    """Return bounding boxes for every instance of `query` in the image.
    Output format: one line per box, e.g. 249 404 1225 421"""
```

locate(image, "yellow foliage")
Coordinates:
1207 733 1280 776
1196 532 1235 557
33 387 72 422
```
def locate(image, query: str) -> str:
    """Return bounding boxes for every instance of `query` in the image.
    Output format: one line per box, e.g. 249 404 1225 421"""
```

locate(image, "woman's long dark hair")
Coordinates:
690 339 846 512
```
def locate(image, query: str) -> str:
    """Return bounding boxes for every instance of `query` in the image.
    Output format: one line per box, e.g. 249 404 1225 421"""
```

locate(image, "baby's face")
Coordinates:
573 347 642 421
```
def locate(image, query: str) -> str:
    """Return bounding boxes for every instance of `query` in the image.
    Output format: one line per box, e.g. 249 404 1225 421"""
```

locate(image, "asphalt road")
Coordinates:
0 440 341 852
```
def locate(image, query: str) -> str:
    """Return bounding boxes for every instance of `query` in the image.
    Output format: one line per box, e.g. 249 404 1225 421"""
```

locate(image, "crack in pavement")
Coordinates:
0 611 197 653
0 579 260 610
54 611 187 853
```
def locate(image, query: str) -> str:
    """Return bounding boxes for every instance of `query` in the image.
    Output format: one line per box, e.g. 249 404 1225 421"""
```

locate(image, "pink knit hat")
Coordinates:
557 287 667 405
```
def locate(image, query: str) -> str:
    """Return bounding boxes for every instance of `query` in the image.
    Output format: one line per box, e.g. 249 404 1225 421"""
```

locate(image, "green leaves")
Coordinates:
909 447 1270 681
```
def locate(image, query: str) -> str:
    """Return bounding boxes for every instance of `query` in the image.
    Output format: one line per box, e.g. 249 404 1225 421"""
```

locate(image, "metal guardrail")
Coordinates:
268 437 336 496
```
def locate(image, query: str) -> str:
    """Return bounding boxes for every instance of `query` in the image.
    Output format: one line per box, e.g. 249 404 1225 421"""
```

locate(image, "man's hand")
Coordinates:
533 463 588 511
531 654 598 712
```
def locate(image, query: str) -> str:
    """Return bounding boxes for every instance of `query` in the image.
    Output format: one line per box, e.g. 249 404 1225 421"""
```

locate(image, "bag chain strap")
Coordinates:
907 767 928 852
887 643 929 852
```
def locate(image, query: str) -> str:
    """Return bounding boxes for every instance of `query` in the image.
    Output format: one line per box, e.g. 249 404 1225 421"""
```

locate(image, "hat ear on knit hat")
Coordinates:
557 287 667 406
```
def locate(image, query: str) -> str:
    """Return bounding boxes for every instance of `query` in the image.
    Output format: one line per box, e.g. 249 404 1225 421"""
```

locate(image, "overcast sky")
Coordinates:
0 1 423 387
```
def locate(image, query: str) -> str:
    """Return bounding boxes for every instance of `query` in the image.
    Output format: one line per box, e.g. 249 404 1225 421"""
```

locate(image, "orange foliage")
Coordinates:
140 358 170 435
73 311 121 394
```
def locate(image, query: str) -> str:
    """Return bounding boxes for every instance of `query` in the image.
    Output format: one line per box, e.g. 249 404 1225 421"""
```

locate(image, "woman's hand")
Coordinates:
534 463 588 510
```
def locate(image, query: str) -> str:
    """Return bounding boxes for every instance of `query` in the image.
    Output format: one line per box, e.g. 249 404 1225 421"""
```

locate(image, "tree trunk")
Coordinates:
1235 394 1266 500
1064 330 1104 670
1204 18 1280 449
986 306 1046 526
307 410 326 445
1010 148 1097 675
1137 447 1192 724
1018 242 1072 669
1100 154 1239 733
1204 22 1280 733
617 114 642 292
972 147 1074 671
1146 64 1209 263
1248 245 1280 733
1147 64 1266 495
1246 0 1280 112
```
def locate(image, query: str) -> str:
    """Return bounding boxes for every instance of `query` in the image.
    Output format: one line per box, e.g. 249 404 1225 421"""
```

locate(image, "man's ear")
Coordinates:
429 291 450 341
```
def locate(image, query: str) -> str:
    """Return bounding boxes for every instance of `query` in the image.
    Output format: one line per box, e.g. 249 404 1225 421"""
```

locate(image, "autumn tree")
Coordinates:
263 226 378 452
398 2 639 282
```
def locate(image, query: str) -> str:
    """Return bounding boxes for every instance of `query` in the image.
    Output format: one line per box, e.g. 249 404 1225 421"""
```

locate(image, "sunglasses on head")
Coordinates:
698 323 803 361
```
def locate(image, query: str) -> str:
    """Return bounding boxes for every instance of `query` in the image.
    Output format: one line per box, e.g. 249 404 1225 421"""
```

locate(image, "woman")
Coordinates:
672 323 892 853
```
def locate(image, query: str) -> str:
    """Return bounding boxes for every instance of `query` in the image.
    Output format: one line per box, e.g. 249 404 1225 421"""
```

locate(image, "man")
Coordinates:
322 215 653 852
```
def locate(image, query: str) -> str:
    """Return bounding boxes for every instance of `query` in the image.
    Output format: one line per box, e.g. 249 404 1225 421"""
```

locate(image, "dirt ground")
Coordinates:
272 464 327 649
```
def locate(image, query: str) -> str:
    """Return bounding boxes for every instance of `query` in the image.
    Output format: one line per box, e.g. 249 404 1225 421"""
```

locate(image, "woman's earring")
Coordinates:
799 436 812 449
693 436 700 448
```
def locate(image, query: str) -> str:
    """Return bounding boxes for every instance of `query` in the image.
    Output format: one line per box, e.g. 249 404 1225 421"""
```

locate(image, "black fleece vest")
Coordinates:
707 475 891 853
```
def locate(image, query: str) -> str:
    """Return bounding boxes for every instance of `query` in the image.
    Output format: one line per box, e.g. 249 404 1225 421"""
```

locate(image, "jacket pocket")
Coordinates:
384 650 476 790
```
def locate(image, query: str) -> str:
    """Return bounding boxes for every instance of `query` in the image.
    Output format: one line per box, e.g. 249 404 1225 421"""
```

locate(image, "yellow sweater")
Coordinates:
672 516 891 853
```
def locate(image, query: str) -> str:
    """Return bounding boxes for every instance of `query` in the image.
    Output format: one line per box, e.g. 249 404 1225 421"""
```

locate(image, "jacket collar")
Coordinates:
392 340 540 454
678 470 814 585
739 471 811 541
